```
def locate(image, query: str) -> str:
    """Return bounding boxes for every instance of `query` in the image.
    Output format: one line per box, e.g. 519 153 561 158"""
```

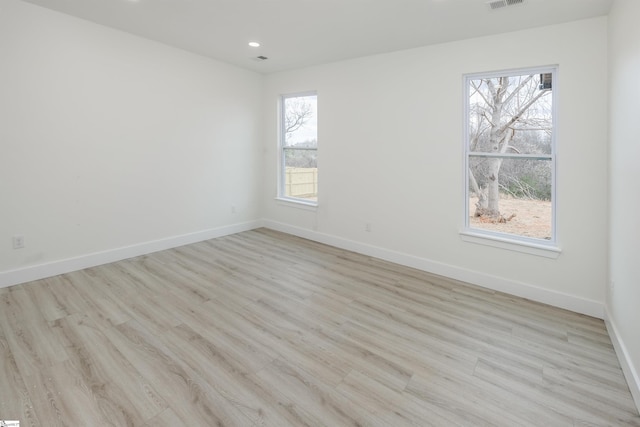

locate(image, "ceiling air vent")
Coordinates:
487 0 525 10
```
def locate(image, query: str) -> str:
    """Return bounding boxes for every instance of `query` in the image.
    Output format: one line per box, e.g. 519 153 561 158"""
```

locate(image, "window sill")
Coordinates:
275 197 318 211
460 230 561 259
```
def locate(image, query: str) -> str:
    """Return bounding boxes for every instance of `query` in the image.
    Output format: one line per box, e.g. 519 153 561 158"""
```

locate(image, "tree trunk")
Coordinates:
485 157 502 217
481 77 507 219
469 168 488 215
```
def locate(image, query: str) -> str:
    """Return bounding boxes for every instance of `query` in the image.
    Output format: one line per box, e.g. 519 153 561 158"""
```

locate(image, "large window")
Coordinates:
464 67 556 246
279 92 318 204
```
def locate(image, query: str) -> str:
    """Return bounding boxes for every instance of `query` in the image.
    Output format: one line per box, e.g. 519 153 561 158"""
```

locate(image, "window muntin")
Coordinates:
464 68 556 245
279 93 318 204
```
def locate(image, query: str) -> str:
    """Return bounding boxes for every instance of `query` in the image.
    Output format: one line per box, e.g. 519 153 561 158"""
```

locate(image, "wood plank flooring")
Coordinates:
0 228 638 426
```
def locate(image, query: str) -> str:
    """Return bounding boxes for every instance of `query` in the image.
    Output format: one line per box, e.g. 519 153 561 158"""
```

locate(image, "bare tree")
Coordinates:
469 74 551 220
283 95 318 169
284 97 313 141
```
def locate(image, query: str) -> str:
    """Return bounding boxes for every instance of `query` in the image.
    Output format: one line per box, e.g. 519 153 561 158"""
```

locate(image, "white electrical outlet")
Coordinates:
365 223 372 232
13 235 25 249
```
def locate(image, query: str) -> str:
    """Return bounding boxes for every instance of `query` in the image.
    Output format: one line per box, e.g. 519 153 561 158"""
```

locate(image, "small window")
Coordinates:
464 67 556 245
279 92 318 204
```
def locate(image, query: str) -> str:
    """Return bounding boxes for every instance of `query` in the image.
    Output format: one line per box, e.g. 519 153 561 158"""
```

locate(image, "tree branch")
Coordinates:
499 89 549 135
471 80 492 108
502 75 535 107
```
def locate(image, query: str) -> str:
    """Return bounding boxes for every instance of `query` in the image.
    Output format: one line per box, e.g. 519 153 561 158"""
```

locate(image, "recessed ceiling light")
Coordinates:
248 41 261 48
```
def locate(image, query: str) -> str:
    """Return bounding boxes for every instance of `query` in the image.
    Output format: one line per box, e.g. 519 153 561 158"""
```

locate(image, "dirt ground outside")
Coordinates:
469 197 552 240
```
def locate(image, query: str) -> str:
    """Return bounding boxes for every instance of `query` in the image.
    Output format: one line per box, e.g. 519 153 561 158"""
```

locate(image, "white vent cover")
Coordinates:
487 0 525 10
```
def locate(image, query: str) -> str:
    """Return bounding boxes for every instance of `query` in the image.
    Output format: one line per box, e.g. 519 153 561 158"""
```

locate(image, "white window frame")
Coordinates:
461 66 560 257
277 91 318 207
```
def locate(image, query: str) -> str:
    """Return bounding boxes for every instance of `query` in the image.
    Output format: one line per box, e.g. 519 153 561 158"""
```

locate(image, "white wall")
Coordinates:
0 2 612 320
263 18 609 317
0 0 263 283
0 0 633 408
608 0 640 408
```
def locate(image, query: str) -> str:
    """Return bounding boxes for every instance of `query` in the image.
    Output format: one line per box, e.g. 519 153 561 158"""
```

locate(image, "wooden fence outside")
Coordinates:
285 167 318 200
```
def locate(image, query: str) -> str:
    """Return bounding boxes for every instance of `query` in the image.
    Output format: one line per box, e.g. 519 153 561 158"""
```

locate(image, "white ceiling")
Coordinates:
20 0 613 73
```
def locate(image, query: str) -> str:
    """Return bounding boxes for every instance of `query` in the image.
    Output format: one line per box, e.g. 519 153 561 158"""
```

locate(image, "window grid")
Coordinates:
279 92 318 205
463 66 557 246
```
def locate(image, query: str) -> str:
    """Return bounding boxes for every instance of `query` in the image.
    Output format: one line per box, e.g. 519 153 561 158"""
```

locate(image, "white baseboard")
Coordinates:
2 218 605 320
605 308 640 413
0 220 262 289
262 219 604 319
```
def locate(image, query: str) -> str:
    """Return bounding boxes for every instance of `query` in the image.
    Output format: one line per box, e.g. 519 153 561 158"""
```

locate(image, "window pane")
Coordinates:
284 148 317 201
468 157 552 240
283 95 317 148
280 93 318 203
465 67 556 244
469 74 552 155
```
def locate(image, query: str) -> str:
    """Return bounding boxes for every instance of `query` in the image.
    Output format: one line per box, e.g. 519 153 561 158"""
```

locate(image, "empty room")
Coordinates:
1 0 639 425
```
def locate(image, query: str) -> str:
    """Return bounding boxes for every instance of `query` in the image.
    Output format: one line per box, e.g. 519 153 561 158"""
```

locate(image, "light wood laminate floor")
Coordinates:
1 228 638 426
